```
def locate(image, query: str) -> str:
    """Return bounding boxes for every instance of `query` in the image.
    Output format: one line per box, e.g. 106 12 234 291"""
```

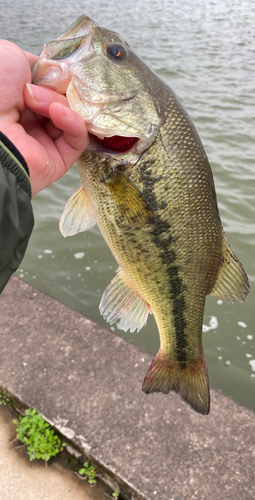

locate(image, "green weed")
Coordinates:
105 490 119 499
13 408 65 463
78 461 97 484
0 389 12 407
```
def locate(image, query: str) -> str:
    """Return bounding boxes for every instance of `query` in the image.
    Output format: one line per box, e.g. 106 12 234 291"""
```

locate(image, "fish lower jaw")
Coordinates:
32 58 71 94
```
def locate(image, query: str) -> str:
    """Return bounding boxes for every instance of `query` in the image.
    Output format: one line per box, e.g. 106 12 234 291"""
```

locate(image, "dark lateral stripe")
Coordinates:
138 162 188 364
172 296 187 364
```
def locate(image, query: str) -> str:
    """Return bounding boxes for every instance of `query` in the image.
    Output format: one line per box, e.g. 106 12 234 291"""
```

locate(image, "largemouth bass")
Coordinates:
32 15 249 415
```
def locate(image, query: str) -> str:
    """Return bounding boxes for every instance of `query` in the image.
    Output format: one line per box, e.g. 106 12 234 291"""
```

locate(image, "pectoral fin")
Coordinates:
102 168 155 229
99 267 151 332
210 235 250 302
59 185 96 237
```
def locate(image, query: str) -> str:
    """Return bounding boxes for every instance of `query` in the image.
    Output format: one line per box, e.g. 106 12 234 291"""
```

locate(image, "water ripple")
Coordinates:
1 0 254 411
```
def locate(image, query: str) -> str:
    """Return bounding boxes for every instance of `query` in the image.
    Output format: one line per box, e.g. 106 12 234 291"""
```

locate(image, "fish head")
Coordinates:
32 14 161 159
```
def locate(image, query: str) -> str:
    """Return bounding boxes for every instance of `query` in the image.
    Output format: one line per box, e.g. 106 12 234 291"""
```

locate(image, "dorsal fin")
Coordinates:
210 235 250 302
99 267 151 332
59 185 96 237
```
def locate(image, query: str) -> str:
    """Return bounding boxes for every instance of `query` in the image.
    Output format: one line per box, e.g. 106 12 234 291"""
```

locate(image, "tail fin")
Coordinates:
142 351 210 415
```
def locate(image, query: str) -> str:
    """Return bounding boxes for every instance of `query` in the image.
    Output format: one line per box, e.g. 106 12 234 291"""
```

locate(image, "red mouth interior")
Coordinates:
94 135 138 152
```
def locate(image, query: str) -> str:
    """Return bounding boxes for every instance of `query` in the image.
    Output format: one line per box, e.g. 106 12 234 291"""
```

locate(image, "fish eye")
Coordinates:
107 44 125 61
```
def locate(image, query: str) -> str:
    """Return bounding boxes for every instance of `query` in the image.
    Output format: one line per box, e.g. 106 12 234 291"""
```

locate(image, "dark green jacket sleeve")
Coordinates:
0 132 34 293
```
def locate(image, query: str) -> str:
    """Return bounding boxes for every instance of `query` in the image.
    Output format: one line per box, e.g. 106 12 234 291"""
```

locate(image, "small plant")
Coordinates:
105 490 119 499
78 461 97 485
13 408 65 464
0 389 12 406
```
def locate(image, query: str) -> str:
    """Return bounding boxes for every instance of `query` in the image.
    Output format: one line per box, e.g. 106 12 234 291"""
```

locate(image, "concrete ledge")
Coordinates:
0 277 254 500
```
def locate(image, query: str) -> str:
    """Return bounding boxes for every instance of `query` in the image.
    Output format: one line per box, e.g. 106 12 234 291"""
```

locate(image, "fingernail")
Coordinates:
55 103 72 116
26 83 50 102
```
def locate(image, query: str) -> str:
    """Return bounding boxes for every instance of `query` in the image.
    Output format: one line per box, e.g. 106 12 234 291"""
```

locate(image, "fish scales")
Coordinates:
77 91 220 381
32 14 250 415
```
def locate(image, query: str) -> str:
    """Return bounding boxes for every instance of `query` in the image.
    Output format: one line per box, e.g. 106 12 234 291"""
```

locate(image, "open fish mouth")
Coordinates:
32 14 160 157
31 15 96 93
86 131 151 158
33 60 141 155
92 135 139 153
63 76 143 156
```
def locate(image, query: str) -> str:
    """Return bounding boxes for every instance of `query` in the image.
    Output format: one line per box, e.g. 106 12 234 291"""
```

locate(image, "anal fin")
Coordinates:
59 185 96 237
210 235 250 303
142 351 210 415
99 267 151 333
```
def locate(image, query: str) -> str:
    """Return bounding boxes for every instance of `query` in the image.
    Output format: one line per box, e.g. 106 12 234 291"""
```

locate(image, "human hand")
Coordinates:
0 40 89 195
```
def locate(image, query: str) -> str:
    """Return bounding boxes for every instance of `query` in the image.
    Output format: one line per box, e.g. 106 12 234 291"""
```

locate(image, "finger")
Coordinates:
24 83 69 119
34 112 49 126
49 102 89 152
24 50 38 68
49 102 89 171
44 121 63 140
19 105 48 128
19 106 38 127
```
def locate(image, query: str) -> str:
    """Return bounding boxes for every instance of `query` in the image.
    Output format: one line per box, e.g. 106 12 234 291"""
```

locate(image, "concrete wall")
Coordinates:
0 277 254 499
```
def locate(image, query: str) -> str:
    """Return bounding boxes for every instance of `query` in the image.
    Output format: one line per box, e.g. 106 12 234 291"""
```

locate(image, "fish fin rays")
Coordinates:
59 185 96 237
210 235 250 303
102 168 155 229
99 267 151 333
142 351 210 415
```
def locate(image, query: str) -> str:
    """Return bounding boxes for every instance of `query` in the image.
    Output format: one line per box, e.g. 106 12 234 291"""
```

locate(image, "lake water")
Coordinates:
1 0 254 411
